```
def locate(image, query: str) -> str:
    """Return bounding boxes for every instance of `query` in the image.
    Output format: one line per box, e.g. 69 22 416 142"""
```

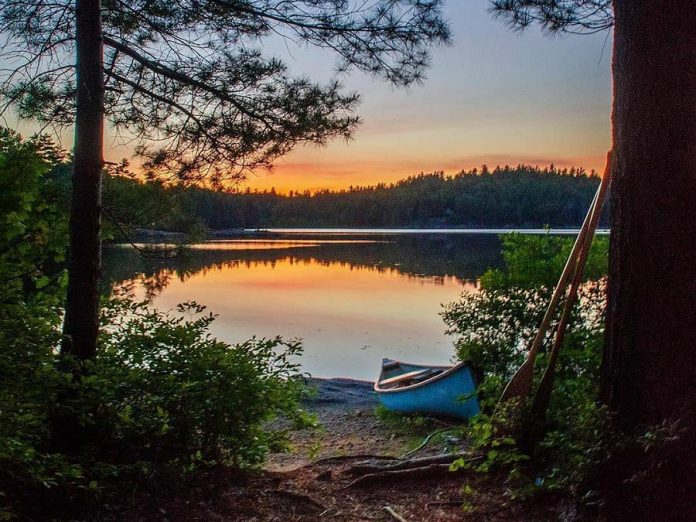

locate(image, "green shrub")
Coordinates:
480 232 608 290
87 296 307 470
0 129 72 518
2 295 308 517
0 129 307 517
442 233 610 495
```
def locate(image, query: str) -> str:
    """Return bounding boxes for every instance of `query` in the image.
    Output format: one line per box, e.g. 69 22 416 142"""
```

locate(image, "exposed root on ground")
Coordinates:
383 505 408 521
310 454 399 465
344 453 479 476
345 463 454 489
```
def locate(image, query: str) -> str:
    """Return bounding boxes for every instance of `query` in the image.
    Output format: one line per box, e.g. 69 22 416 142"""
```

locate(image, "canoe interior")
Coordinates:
375 358 480 420
379 359 450 382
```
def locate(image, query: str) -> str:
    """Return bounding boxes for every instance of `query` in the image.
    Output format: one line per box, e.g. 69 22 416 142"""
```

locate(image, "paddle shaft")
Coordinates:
531 154 613 421
497 151 612 404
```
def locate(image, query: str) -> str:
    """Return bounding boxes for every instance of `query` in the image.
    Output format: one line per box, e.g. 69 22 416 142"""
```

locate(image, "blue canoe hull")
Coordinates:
375 360 480 420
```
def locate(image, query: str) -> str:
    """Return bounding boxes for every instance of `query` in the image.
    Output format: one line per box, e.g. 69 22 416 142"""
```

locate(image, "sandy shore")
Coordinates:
266 378 413 471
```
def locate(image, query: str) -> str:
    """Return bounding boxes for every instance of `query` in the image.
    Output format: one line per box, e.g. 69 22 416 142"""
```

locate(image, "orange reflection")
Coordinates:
127 256 476 380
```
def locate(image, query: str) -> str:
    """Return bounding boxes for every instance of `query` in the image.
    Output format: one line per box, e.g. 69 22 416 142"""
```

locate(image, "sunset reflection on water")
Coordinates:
107 235 502 380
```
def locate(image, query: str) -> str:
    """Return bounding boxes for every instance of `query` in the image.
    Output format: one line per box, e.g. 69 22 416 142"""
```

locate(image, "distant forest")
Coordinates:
105 165 605 231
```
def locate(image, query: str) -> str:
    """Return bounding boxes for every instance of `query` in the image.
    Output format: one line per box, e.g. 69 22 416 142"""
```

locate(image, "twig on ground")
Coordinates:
345 463 453 489
400 428 451 458
384 506 408 522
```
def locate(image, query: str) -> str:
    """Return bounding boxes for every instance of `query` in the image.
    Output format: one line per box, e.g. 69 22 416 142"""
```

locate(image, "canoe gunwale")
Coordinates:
374 360 472 394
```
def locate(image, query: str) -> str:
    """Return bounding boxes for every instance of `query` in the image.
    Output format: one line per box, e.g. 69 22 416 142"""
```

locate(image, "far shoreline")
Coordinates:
117 227 611 243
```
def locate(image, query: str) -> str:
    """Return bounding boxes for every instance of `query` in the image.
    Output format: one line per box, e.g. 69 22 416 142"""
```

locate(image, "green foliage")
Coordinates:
87 297 308 469
0 129 72 518
450 411 529 474
480 232 609 290
2 295 307 516
443 233 608 398
102 170 208 241
442 233 610 495
0 130 307 517
0 128 68 301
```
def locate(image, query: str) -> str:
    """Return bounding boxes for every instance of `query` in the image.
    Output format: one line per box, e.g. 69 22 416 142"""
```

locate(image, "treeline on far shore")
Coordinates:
104 165 606 233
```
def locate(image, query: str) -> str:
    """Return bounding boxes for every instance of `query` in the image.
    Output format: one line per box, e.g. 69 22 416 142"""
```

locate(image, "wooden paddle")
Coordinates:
529 153 613 423
497 151 613 407
379 369 432 387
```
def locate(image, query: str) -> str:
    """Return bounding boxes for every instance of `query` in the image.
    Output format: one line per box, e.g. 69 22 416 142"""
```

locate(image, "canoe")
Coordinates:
374 358 480 420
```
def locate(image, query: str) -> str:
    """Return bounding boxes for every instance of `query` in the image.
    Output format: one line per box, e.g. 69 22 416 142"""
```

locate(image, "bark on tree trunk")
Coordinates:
603 0 696 428
61 0 104 360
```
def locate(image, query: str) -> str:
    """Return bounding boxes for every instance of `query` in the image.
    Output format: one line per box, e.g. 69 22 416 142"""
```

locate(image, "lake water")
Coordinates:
103 232 507 380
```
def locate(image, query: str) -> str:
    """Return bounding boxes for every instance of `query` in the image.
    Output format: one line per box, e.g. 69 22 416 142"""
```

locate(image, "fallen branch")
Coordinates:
384 506 408 522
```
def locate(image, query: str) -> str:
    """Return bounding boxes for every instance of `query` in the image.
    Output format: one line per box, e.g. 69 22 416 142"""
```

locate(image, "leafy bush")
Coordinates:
479 232 608 290
0 129 72 517
88 297 307 470
0 129 307 517
442 232 610 494
2 295 307 516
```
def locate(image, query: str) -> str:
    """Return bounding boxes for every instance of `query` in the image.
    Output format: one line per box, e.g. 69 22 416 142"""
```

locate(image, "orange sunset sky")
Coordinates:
237 2 613 193
8 3 613 194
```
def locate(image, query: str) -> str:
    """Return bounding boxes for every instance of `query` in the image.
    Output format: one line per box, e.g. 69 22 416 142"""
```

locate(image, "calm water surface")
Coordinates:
103 233 504 380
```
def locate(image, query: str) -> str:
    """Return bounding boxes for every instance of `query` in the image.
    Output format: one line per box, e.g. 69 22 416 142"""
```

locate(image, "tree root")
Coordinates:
384 505 408 521
345 463 454 488
310 454 399 466
344 453 475 476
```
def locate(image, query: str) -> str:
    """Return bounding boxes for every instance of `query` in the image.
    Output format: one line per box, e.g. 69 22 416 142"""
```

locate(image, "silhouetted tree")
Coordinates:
0 0 450 360
108 165 600 230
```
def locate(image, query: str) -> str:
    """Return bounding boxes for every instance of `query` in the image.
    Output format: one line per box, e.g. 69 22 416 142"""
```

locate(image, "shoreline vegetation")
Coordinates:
126 227 612 243
103 166 607 238
3 129 690 520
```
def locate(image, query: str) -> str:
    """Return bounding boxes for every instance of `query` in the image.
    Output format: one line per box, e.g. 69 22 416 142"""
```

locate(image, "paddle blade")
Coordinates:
498 356 535 405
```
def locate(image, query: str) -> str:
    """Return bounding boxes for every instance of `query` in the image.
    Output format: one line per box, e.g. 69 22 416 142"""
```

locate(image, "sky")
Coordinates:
241 2 614 193
5 1 614 194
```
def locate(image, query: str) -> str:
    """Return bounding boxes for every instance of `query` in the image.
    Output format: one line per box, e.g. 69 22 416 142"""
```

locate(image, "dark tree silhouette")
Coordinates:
491 0 612 34
0 0 450 360
104 165 602 230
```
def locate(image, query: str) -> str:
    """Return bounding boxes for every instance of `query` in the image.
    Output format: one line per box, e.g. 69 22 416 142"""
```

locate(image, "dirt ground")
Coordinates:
266 378 426 472
112 379 577 521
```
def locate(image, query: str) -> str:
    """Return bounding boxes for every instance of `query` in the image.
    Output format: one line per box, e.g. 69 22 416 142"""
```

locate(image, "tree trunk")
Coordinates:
603 1 696 428
61 0 104 360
